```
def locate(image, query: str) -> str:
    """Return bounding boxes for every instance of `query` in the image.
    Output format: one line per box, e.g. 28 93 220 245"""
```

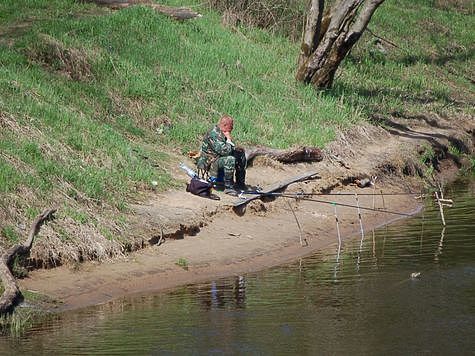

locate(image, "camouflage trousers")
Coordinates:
209 148 246 183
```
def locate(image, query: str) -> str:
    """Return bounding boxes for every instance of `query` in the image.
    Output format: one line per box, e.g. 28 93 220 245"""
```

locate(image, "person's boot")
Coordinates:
235 169 247 191
224 170 238 196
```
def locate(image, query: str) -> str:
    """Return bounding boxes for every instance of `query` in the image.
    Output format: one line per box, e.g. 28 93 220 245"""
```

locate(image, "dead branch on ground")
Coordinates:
0 209 56 315
245 146 323 164
82 1 203 20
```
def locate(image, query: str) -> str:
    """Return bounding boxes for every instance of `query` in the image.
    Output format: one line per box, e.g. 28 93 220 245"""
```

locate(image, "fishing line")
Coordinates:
240 192 414 217
245 191 425 196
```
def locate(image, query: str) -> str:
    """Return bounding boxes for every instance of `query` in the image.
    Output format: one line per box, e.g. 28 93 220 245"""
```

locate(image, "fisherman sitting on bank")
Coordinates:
197 115 247 196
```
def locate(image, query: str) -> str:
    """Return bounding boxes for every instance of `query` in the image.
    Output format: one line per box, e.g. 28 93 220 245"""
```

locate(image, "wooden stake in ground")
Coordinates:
333 203 342 263
434 191 453 226
380 189 386 210
372 229 376 258
286 199 307 247
420 189 425 252
0 209 56 315
355 193 365 268
372 176 377 209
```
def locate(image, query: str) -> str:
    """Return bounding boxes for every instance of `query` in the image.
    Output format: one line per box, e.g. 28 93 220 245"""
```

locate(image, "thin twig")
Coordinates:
372 176 377 209
355 193 365 268
367 27 399 48
109 55 119 76
334 204 342 263
286 199 307 247
157 224 164 246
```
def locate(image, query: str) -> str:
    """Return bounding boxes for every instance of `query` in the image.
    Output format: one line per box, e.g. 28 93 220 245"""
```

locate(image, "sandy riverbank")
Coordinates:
19 115 473 311
20 182 422 311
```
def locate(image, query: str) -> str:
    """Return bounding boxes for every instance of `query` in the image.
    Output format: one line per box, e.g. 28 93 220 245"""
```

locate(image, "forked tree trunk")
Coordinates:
296 0 385 89
0 209 56 315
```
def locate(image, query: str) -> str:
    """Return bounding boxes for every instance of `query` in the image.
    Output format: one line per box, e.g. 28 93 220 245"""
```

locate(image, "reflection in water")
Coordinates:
334 204 342 263
355 193 365 272
0 178 474 354
195 276 246 310
434 226 446 262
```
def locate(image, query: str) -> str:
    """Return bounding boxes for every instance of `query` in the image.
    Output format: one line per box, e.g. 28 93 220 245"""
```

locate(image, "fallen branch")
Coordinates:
367 27 399 48
245 146 323 164
81 0 131 9
0 209 56 315
83 1 203 20
148 4 203 21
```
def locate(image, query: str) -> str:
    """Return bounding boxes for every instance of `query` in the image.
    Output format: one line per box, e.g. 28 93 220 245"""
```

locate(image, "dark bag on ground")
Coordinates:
186 177 213 198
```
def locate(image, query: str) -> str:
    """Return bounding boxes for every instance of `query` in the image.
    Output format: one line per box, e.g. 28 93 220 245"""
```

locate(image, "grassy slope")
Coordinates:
342 0 474 117
0 0 473 261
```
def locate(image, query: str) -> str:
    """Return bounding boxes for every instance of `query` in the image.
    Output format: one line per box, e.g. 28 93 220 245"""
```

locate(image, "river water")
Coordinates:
1 178 474 355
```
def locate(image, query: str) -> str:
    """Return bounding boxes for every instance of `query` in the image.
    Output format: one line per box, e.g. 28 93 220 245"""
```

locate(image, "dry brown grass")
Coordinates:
108 90 172 135
1 109 131 268
28 34 93 81
209 0 304 40
434 0 474 14
29 221 124 268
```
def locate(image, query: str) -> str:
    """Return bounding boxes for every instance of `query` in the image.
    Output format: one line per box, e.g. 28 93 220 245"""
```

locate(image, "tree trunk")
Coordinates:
297 0 325 70
245 146 323 163
296 0 385 89
0 209 56 315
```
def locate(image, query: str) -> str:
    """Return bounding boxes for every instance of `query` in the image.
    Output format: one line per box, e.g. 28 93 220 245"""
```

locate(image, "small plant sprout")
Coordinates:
176 258 189 270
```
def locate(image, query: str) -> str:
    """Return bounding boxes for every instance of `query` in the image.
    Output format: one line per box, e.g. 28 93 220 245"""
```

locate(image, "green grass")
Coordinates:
337 0 474 117
0 308 35 336
176 257 189 270
0 0 473 255
0 290 59 337
1 225 20 243
0 304 55 337
0 277 57 337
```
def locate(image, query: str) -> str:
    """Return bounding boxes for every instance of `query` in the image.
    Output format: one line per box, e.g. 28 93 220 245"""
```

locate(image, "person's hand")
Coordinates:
223 131 232 141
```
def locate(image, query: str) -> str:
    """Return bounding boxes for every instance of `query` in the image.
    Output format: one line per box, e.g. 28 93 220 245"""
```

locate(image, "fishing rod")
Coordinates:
239 191 415 217
304 192 425 196
243 191 425 197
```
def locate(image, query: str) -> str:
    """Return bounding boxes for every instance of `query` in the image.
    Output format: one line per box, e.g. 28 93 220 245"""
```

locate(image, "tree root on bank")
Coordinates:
0 209 56 315
188 146 323 165
245 146 323 164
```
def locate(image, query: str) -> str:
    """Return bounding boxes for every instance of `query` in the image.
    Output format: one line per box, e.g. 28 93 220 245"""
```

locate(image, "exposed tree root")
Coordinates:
246 146 323 164
0 209 56 315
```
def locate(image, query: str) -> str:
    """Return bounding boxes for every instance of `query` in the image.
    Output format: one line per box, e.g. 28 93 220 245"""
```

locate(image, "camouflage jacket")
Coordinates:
198 125 234 168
